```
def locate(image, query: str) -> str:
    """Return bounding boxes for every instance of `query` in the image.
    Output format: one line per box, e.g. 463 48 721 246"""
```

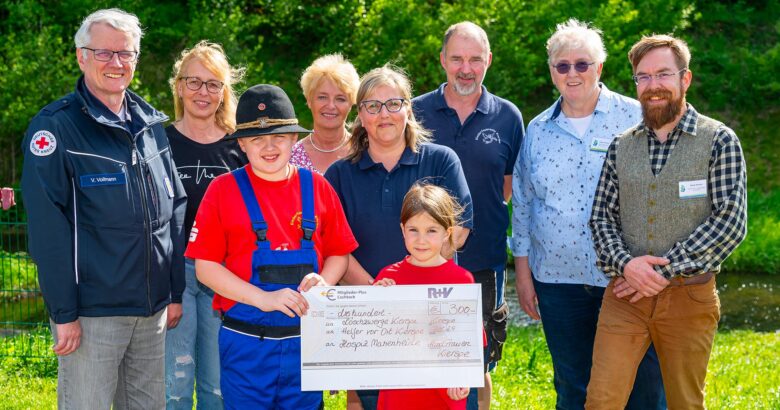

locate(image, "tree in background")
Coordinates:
1 0 778 187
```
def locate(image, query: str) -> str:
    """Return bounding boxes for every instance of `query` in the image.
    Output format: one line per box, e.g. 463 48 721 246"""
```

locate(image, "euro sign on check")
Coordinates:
300 284 484 391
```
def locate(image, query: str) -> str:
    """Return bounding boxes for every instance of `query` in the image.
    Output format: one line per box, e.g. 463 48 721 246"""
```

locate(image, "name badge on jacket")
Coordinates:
163 176 175 198
80 173 127 187
679 179 707 199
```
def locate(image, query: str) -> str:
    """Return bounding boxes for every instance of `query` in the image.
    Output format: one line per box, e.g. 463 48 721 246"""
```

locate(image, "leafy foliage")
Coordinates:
1 1 776 165
1 0 778 272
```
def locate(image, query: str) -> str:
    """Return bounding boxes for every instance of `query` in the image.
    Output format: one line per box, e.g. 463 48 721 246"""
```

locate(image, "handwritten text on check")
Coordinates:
301 285 484 391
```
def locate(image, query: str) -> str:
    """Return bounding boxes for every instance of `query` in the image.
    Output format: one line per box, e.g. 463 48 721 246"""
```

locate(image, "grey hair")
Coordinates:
74 8 143 55
546 19 607 65
441 21 490 56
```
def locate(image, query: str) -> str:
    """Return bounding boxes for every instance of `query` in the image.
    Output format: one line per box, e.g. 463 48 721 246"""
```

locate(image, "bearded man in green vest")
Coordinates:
584 34 747 410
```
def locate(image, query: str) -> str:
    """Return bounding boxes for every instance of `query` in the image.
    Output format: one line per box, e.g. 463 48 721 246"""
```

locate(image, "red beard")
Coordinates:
640 87 684 130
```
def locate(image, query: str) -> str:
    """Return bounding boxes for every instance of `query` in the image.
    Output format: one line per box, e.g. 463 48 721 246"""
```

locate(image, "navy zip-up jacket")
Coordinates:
21 77 187 324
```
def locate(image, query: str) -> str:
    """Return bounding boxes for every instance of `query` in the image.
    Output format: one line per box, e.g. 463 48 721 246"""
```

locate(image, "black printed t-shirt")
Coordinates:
166 124 247 238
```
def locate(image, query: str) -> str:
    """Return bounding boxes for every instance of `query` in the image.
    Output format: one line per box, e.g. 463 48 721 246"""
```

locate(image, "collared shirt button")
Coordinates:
648 233 654 240
650 183 657 190
648 199 656 206
649 250 655 256
648 216 655 224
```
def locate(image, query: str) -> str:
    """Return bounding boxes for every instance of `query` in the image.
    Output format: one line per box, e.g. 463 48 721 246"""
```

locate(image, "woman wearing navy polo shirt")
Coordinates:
324 65 473 410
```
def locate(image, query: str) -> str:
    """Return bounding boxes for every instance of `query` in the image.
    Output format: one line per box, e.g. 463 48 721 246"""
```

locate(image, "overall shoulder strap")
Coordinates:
232 167 269 243
298 167 316 242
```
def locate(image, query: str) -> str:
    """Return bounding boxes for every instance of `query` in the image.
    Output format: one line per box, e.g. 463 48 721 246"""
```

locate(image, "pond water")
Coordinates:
504 270 780 332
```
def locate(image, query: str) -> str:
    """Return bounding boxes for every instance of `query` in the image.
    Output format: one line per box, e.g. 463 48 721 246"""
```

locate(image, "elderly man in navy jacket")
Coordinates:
21 8 186 409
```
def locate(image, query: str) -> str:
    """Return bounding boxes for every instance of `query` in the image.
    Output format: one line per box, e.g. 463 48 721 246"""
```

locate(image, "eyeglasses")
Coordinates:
180 77 224 94
552 61 595 74
360 98 407 114
633 68 687 85
81 47 138 63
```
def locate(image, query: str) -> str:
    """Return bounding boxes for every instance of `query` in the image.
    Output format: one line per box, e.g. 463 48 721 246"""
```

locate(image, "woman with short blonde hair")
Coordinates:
291 54 360 173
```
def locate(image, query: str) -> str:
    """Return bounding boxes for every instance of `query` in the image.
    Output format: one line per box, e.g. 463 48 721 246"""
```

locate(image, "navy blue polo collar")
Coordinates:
549 83 610 120
431 83 492 115
357 146 420 170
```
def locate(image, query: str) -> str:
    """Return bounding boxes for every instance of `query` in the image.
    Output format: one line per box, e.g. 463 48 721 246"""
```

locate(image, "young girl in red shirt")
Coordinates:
373 183 479 410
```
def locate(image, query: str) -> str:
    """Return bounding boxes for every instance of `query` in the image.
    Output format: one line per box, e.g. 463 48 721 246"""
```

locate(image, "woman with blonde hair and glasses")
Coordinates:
292 53 360 173
325 65 473 409
165 40 246 409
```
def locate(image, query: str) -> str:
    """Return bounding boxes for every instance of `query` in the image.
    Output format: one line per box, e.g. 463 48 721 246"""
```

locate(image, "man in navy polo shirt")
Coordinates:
413 21 524 409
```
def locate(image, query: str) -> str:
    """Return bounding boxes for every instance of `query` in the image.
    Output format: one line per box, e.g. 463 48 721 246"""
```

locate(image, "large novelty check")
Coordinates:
300 284 484 391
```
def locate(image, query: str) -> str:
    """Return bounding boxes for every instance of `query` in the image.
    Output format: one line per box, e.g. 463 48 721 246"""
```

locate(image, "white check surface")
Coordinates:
301 284 484 391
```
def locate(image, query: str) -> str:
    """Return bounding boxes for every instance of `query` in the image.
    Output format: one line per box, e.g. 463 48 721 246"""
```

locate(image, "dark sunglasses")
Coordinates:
553 61 595 74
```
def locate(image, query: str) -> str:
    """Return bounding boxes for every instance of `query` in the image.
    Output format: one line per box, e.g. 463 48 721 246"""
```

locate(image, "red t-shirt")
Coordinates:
185 165 358 312
375 258 479 410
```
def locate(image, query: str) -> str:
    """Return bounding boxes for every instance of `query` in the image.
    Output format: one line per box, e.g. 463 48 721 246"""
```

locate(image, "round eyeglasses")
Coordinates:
552 61 595 74
181 77 224 94
360 98 407 114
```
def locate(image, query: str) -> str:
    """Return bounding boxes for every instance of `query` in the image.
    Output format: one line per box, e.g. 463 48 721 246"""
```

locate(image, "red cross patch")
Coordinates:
30 130 57 156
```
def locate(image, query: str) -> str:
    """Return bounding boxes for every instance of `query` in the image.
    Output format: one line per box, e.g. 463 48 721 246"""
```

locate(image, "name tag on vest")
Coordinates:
80 173 127 187
678 179 707 199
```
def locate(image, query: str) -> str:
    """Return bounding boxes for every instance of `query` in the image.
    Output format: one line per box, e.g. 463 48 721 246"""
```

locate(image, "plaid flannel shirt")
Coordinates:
589 104 747 278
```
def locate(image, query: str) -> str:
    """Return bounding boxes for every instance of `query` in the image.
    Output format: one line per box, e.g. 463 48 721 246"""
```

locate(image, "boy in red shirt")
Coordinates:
185 84 357 409
374 184 483 410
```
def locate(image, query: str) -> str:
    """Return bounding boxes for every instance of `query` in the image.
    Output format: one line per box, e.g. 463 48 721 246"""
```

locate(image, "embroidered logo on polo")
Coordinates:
289 212 319 230
30 130 57 156
79 173 127 187
475 128 500 144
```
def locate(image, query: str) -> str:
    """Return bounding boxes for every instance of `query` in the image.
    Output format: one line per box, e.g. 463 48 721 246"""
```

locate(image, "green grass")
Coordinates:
705 330 780 409
2 325 778 409
723 189 780 275
490 326 556 409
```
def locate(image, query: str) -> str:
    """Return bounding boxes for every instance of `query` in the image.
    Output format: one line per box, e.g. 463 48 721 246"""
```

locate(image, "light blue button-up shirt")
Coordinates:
511 84 641 286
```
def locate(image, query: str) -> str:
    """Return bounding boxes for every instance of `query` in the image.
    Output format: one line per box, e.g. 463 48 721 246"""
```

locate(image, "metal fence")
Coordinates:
0 188 53 358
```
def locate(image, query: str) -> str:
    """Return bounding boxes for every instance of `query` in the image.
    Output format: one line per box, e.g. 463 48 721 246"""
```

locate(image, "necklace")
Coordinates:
309 132 348 153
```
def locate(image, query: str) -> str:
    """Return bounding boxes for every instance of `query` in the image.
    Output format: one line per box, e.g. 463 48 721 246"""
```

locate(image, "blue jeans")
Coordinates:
165 258 223 409
534 277 666 410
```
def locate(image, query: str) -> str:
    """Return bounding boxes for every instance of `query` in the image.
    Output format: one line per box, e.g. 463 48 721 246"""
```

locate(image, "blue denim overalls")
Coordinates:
218 167 322 409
